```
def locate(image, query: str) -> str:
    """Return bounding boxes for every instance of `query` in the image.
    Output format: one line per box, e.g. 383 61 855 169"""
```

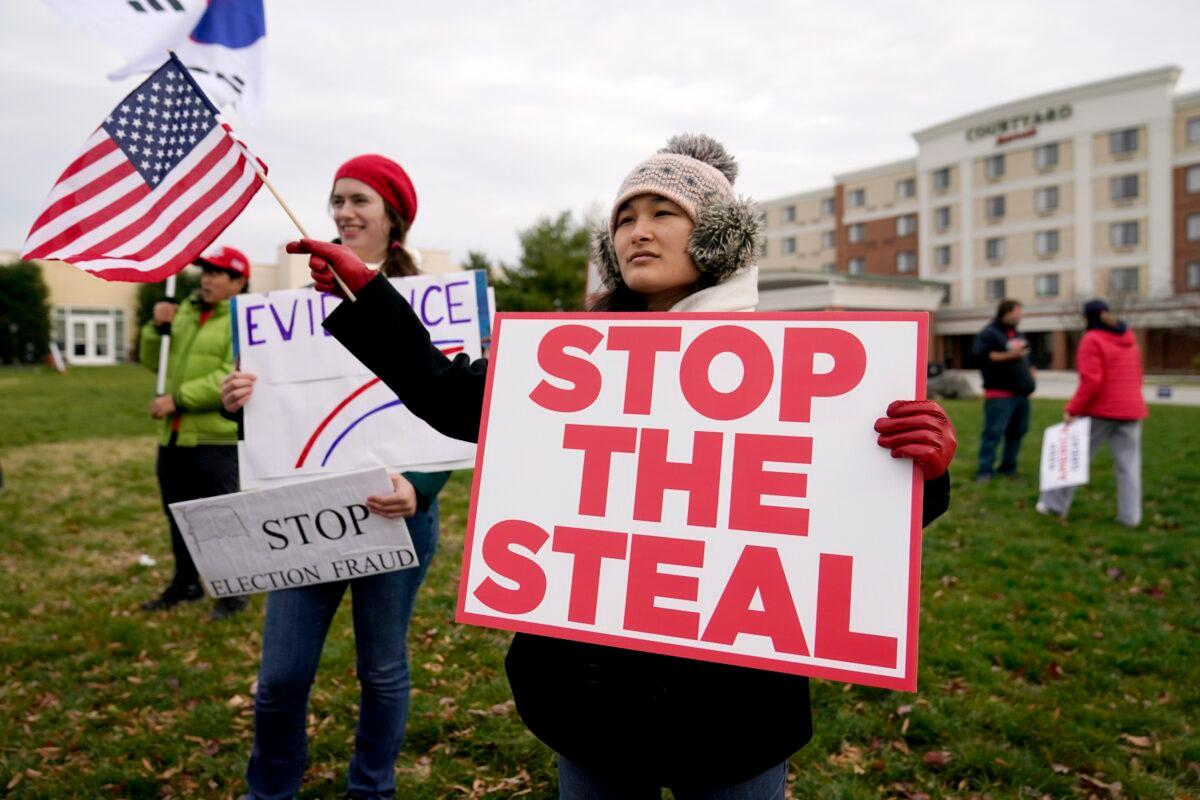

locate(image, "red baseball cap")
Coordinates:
334 154 418 227
195 245 250 277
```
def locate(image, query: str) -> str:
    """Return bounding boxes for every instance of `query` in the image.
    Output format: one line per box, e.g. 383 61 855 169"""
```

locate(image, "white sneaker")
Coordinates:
1036 501 1064 519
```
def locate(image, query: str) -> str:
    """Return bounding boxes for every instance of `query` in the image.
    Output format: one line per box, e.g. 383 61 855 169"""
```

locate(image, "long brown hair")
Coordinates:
379 202 419 277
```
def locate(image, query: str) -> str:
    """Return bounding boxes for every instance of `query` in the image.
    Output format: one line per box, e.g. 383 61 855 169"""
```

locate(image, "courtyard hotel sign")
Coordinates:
965 104 1073 145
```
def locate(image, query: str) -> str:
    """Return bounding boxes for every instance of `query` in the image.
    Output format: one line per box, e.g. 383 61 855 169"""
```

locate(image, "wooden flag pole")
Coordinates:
246 160 357 303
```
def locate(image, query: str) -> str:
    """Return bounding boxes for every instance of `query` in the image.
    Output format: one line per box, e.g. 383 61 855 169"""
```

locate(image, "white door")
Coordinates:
66 315 117 365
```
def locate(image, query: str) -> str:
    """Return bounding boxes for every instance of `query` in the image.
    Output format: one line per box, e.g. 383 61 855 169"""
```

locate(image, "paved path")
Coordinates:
946 370 1200 407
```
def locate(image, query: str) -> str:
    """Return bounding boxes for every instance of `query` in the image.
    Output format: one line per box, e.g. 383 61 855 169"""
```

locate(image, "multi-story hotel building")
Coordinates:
760 66 1200 372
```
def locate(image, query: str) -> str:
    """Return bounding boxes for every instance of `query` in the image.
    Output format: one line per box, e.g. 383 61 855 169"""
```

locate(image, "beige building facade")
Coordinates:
759 66 1200 372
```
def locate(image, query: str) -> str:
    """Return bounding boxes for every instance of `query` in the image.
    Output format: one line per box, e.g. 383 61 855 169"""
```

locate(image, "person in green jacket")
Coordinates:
139 245 249 621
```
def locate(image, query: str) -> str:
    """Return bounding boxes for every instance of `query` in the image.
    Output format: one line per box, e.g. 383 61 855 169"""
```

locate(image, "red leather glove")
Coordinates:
284 239 375 299
874 400 957 479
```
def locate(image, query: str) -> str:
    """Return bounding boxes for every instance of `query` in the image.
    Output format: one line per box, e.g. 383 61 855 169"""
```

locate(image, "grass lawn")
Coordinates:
0 364 1197 799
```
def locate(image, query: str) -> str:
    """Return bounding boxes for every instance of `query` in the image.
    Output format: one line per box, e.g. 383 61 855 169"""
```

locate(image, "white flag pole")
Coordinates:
155 273 176 396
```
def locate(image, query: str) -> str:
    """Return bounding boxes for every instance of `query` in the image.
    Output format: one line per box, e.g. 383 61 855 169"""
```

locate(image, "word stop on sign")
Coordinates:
459 313 929 691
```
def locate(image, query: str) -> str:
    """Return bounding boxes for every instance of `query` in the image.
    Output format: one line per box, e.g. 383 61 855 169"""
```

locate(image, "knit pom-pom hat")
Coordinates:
592 133 762 289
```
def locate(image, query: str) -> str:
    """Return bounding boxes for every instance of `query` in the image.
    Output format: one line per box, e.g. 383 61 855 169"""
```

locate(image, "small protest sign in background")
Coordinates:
233 272 491 488
458 312 928 691
1039 418 1091 492
170 468 418 598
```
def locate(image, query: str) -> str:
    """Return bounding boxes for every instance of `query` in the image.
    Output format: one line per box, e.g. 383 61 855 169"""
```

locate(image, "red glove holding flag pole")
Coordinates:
874 400 957 479
285 239 374 299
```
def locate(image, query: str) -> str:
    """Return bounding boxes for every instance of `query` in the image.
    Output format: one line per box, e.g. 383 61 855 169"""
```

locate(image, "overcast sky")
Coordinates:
2 1 1199 268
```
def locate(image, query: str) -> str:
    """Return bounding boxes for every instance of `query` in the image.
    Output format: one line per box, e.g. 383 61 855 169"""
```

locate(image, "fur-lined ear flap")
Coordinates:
590 223 623 288
686 196 763 282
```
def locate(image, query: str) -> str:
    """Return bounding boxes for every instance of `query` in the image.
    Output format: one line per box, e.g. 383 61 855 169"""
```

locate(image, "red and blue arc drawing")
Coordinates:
294 339 465 469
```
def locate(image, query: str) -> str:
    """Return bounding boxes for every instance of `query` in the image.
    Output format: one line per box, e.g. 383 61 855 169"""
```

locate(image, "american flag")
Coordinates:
21 54 264 282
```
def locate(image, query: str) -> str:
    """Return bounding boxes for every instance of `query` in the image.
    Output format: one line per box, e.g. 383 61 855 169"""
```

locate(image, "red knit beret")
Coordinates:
333 154 418 227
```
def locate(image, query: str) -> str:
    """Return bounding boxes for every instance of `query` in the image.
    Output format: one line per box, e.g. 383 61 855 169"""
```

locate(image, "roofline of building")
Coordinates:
912 65 1182 144
1174 87 1200 108
833 157 917 185
759 270 948 291
757 185 835 206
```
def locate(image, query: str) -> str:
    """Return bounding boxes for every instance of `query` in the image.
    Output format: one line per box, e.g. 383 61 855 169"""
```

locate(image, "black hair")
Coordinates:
994 298 1022 320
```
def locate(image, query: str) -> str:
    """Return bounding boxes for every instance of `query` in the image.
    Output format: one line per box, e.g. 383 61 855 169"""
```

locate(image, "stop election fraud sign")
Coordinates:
457 312 929 691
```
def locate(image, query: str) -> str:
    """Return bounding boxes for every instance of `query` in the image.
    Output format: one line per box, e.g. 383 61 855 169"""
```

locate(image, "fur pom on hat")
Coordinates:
594 133 762 289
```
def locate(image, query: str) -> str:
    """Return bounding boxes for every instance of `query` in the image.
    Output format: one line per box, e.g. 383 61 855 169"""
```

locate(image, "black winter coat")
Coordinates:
325 274 951 786
973 320 1035 396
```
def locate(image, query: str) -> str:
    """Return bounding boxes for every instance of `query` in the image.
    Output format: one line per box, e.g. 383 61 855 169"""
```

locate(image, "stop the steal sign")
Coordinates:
458 313 929 691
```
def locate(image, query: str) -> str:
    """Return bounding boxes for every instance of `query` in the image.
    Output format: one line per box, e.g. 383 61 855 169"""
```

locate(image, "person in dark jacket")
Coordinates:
1037 299 1148 526
286 135 956 797
139 245 249 621
973 298 1036 482
222 155 449 800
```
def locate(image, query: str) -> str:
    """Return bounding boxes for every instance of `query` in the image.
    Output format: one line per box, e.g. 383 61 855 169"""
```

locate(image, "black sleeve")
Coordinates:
972 327 1002 358
322 274 488 444
920 471 950 528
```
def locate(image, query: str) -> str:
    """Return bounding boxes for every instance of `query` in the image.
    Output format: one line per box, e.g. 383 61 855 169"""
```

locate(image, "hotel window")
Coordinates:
985 195 1005 220
896 178 916 199
985 154 1005 180
782 205 796 223
847 188 866 207
933 167 951 191
1035 186 1059 213
940 284 951 305
934 206 951 230
1035 142 1059 170
985 237 1005 261
896 251 916 273
896 214 917 236
848 257 866 275
1110 221 1139 247
758 239 768 257
935 244 952 268
821 230 836 248
1187 261 1200 289
1188 117 1200 144
1110 175 1139 201
782 237 797 255
820 196 835 215
1110 128 1139 154
1035 273 1060 297
847 223 865 244
1109 267 1139 294
821 262 836 274
985 278 1006 301
1187 165 1200 194
1036 229 1060 256
1189 213 1200 241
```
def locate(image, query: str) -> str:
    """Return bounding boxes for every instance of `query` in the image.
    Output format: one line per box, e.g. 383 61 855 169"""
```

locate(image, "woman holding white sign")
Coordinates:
284 136 957 797
223 155 449 800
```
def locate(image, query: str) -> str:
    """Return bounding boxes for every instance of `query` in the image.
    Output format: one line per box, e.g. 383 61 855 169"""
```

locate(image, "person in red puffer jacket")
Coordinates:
1037 299 1148 526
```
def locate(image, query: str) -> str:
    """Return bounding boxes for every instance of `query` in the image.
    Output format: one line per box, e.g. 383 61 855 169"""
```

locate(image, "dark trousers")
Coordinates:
977 395 1030 477
156 444 239 588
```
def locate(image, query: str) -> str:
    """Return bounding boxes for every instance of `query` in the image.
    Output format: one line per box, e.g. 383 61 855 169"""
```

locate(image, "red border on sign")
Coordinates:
456 311 929 692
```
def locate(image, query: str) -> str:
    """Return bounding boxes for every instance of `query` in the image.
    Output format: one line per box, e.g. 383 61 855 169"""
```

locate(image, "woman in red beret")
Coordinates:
225 155 447 800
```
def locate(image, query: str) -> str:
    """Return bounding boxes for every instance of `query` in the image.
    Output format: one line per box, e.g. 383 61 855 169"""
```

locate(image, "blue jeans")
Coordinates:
245 501 439 800
977 395 1030 477
557 755 787 799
